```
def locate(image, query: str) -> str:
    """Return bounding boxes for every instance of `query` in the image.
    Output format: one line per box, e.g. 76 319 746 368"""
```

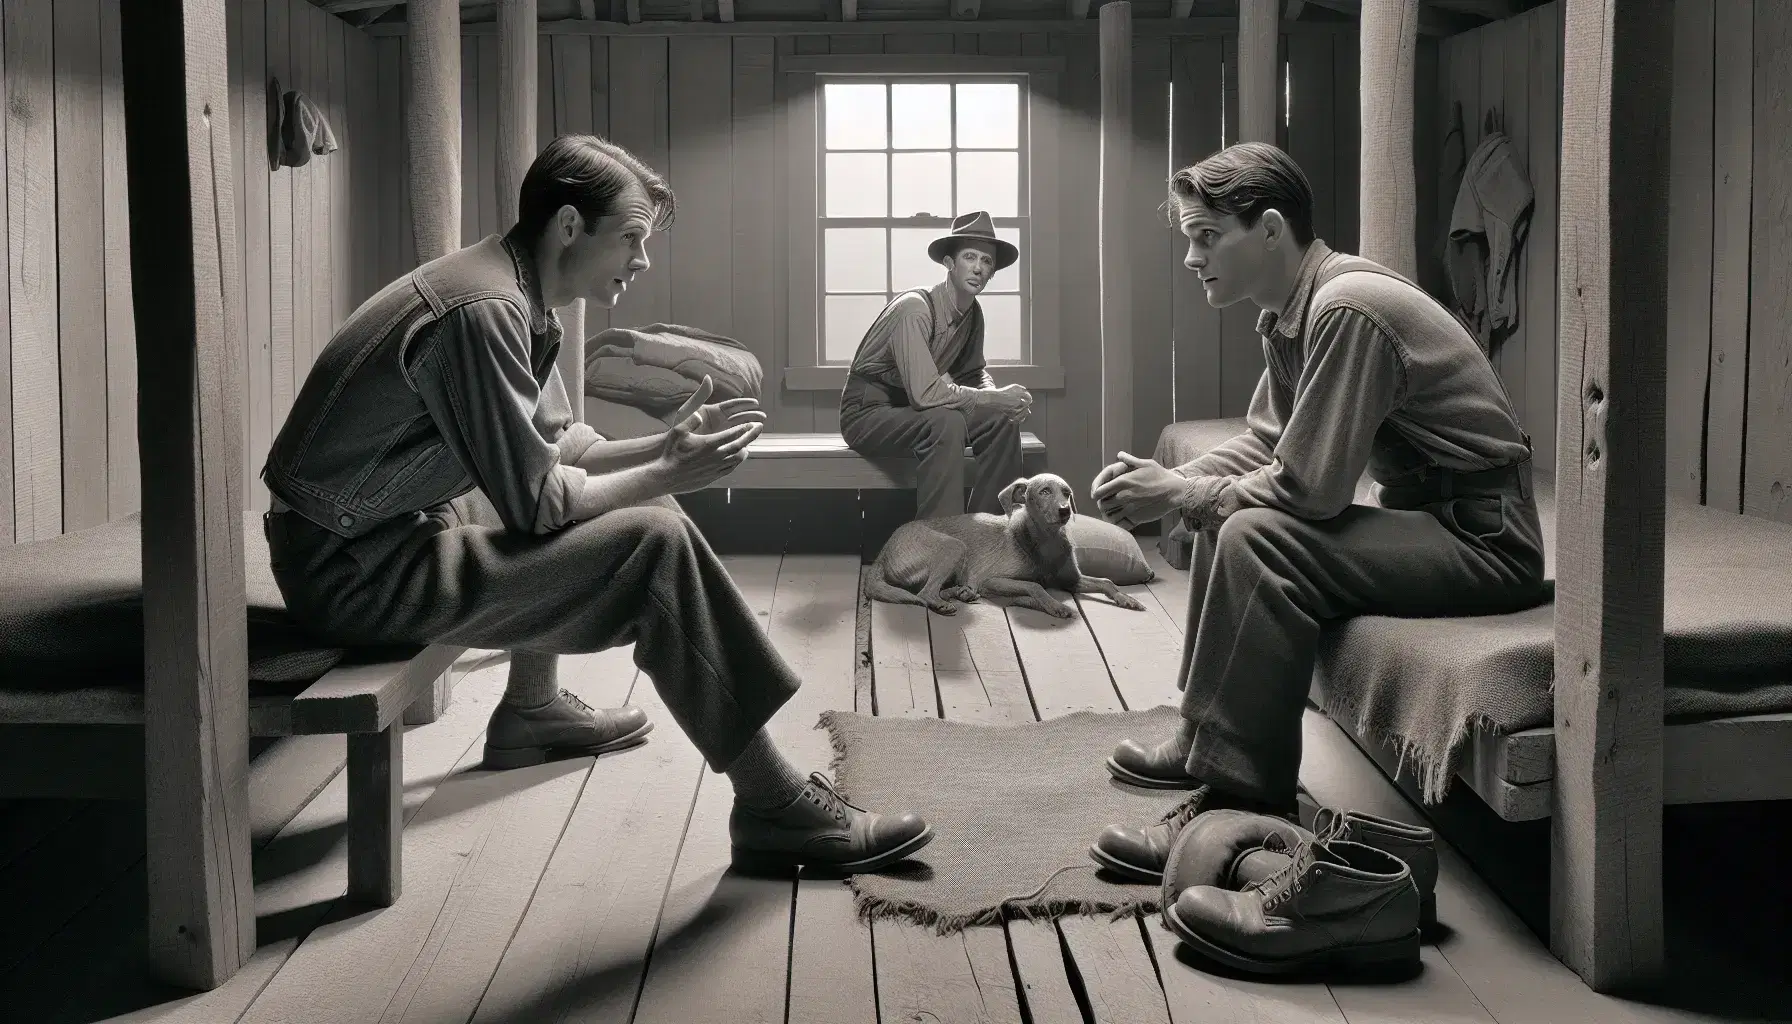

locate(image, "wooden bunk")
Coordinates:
0 0 462 991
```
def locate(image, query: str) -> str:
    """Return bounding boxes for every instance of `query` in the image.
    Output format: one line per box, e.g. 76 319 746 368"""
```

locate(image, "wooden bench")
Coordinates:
0 641 467 903
711 431 1049 490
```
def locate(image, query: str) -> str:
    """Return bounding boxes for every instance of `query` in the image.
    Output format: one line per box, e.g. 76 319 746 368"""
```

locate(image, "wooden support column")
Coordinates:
118 0 255 989
1552 0 1672 994
1098 2 1133 468
407 0 461 264
1236 0 1280 144
400 0 463 725
1358 0 1418 274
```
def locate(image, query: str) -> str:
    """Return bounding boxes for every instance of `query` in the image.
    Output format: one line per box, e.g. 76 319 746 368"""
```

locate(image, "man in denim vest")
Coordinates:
1084 144 1547 887
261 134 931 876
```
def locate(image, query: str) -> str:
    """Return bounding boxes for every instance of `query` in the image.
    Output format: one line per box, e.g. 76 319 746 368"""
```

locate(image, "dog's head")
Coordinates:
999 473 1078 529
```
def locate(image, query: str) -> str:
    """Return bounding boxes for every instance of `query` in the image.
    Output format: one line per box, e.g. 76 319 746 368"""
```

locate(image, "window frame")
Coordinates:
782 53 1066 393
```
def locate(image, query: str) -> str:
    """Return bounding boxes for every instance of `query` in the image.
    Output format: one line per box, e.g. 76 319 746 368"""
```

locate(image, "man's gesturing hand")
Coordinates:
1089 451 1186 531
673 375 767 435
656 377 763 494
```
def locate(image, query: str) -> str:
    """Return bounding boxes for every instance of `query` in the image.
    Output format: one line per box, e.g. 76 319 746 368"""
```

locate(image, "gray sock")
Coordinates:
725 730 811 810
503 651 561 709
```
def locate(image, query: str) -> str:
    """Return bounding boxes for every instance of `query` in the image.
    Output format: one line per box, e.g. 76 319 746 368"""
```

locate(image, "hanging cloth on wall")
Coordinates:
272 78 339 169
1445 118 1534 356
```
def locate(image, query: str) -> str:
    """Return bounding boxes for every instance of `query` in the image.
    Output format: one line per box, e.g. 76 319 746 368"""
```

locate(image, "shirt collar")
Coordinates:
500 233 559 337
1254 238 1334 340
931 278 972 328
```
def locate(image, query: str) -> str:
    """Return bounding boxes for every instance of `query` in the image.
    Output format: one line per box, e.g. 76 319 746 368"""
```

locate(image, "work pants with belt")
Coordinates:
263 489 802 773
839 375 1025 521
1175 463 1549 806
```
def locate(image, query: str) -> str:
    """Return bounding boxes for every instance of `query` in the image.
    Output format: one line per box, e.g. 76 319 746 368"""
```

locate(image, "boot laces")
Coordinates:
1249 814 1347 911
1155 787 1210 830
802 772 864 826
558 688 596 716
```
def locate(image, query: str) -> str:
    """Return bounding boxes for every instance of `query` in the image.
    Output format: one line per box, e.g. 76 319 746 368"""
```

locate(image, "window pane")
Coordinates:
956 151 1019 217
826 153 888 217
825 294 892 363
825 228 888 292
826 83 886 150
891 83 951 149
890 152 951 218
889 227 943 291
978 294 1022 362
956 82 1019 149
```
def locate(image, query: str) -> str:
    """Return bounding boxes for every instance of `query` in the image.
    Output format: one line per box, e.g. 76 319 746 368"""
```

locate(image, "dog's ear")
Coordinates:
1000 478 1029 513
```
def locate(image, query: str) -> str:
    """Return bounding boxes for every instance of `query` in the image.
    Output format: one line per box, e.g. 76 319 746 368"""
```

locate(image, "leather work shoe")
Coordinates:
1106 736 1202 789
1089 785 1297 884
1231 808 1440 930
1165 837 1422 976
482 689 653 769
729 772 933 877
1156 808 1309 912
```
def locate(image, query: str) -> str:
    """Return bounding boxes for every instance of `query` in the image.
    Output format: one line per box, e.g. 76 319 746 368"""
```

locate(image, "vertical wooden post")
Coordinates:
1236 0 1280 144
1358 0 1418 274
118 0 255 989
1098 2 1133 468
408 0 461 264
400 0 463 725
1552 0 1671 993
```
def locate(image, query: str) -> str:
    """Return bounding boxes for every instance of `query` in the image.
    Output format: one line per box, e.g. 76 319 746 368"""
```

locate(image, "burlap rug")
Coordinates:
817 705 1191 933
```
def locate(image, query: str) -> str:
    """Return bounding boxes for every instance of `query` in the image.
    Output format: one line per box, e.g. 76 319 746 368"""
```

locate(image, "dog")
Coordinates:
864 472 1147 619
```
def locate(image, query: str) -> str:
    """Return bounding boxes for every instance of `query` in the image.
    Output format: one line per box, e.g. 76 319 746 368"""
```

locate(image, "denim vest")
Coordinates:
260 234 561 540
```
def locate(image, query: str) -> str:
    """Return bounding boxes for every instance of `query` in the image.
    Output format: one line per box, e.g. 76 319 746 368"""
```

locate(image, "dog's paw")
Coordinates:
1116 593 1146 611
943 586 979 603
929 601 960 615
1051 602 1077 619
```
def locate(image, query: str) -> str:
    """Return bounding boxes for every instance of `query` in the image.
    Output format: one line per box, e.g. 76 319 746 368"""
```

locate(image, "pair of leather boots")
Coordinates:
1094 793 1438 977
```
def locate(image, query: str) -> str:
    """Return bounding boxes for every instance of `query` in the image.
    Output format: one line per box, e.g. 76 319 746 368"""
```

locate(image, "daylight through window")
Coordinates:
819 78 1029 364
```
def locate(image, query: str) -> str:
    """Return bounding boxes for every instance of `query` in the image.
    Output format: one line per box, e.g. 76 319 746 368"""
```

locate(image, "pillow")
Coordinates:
1067 513 1156 585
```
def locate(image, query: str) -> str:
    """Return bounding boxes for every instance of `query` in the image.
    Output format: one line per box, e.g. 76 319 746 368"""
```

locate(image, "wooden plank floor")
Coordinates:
0 552 1780 1023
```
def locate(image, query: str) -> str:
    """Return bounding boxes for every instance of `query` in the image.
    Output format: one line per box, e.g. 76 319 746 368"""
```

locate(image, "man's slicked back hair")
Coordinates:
1166 142 1316 246
511 133 676 246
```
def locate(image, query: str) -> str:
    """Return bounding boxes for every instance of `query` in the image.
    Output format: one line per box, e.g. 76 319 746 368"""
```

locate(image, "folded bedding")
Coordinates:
585 322 765 417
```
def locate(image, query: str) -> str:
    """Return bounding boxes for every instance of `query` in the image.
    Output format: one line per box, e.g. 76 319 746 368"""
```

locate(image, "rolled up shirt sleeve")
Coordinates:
408 297 593 535
1198 307 1406 524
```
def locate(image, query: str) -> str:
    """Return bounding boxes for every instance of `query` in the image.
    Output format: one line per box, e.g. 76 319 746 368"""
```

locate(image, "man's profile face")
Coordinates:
562 181 655 309
942 241 999 296
1177 198 1268 309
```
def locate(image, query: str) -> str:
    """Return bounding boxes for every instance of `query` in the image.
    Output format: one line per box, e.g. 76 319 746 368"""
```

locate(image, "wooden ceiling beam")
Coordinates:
1300 0 1473 35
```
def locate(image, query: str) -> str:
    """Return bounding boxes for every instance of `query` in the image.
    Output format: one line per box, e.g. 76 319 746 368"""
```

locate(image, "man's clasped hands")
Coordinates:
1091 451 1236 534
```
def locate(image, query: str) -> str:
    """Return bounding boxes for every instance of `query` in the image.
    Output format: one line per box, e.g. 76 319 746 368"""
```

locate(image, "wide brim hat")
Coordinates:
927 210 1019 271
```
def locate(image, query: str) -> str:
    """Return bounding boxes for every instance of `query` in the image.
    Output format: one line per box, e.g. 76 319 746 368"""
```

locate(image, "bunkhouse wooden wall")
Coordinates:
1428 2 1562 486
1438 0 1792 528
229 0 388 514
0 0 386 545
371 20 1369 505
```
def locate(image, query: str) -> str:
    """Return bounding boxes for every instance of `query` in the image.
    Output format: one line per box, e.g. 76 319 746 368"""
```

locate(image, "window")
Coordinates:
817 77 1029 365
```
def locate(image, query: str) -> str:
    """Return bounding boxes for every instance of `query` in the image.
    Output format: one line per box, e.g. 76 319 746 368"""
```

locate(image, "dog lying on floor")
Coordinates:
864 472 1147 619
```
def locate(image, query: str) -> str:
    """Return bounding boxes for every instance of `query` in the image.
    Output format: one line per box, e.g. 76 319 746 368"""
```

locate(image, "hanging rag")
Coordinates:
273 79 339 168
1445 123 1534 355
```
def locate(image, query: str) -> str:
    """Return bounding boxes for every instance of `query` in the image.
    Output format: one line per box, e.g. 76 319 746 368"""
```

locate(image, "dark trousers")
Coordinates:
1175 468 1548 805
840 378 1025 520
263 490 802 772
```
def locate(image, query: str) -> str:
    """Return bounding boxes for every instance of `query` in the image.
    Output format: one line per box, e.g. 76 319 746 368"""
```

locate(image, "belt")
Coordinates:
1411 457 1531 501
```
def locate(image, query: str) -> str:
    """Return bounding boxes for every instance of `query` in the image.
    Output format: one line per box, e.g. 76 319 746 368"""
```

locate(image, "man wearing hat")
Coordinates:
839 211 1035 520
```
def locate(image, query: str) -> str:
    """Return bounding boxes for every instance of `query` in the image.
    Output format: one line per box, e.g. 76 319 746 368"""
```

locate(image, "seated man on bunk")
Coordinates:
258 133 932 877
1085 142 1548 881
838 211 1034 520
